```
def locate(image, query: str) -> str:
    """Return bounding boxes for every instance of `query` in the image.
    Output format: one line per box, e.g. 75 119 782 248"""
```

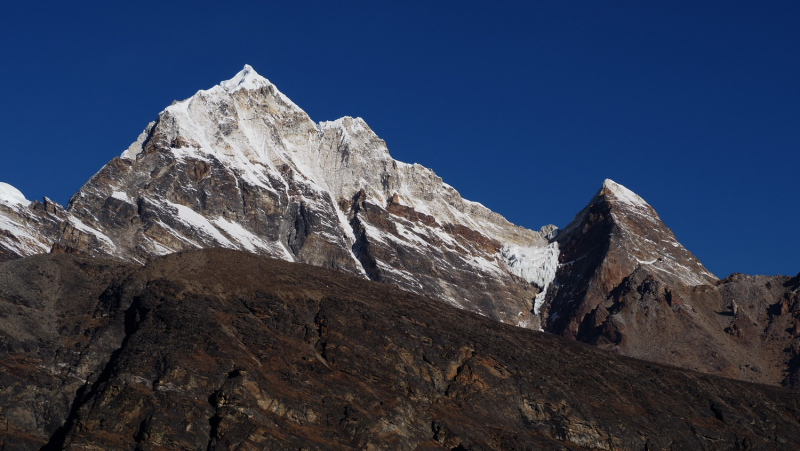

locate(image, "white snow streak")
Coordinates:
502 242 560 317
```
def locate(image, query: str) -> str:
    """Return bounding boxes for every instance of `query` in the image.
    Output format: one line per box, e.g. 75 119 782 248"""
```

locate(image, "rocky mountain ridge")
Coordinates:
2 65 798 389
542 180 800 387
0 65 552 328
2 249 800 450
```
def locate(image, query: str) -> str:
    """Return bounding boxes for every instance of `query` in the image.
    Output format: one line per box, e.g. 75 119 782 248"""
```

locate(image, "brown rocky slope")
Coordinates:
1 249 800 450
546 180 800 388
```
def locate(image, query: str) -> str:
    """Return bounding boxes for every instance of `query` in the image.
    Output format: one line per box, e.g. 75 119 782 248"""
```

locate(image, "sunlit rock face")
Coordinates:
545 178 718 339
0 183 69 263
0 65 553 327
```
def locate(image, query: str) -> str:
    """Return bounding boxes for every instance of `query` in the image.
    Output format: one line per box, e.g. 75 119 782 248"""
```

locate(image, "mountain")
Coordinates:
544 180 800 387
0 65 553 328
1 65 798 390
2 249 800 450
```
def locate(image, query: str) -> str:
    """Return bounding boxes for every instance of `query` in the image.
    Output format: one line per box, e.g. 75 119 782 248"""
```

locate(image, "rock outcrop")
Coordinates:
2 249 800 450
544 179 800 387
0 183 68 262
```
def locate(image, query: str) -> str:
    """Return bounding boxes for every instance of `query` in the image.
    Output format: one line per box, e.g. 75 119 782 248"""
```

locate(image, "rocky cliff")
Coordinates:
0 183 68 262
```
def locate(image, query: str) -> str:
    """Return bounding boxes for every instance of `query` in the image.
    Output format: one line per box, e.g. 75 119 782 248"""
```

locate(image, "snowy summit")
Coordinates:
217 64 273 93
602 179 650 208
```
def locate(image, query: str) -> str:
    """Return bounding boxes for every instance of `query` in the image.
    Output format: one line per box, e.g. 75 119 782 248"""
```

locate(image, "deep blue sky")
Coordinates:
1 1 797 277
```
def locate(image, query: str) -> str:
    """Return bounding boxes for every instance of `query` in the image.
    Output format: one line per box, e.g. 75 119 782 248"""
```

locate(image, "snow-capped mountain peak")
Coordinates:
2 65 795 396
22 65 552 327
0 65 718 336
217 64 272 92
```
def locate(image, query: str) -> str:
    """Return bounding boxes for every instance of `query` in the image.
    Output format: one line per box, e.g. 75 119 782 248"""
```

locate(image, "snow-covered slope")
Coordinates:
0 183 30 207
0 66 723 333
40 65 554 327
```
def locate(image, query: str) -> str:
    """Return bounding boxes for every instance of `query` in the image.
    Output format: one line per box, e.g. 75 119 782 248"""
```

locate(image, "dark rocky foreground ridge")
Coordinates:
1 249 800 450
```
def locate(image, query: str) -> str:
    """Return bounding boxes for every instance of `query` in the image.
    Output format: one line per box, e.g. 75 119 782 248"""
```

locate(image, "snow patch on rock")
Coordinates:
0 182 30 206
67 217 117 251
121 121 155 160
603 179 650 208
0 214 50 254
165 201 234 248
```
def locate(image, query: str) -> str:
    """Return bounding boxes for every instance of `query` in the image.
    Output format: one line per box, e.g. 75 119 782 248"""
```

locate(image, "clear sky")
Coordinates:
0 1 797 278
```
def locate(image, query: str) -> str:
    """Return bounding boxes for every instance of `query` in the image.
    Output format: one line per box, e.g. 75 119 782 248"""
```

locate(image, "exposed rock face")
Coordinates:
2 249 800 450
544 179 800 387
0 254 138 449
0 66 550 327
713 272 800 387
0 183 68 262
